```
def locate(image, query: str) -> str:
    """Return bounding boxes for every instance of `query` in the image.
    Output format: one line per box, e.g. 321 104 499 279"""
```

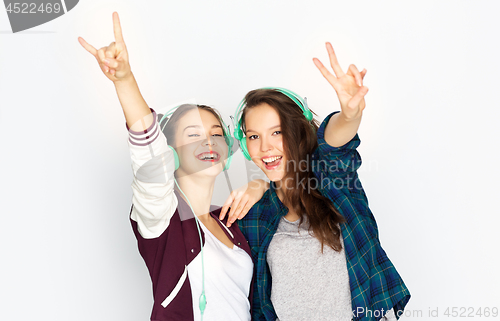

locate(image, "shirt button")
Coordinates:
191 249 194 253
237 242 241 246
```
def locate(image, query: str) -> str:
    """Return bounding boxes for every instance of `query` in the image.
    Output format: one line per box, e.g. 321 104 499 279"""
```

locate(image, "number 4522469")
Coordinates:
6 3 62 14
444 307 498 318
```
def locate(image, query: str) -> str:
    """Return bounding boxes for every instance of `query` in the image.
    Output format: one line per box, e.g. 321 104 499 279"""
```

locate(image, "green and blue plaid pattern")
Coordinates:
238 111 410 321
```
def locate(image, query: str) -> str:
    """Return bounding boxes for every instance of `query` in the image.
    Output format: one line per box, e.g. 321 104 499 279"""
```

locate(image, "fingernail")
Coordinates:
104 59 109 65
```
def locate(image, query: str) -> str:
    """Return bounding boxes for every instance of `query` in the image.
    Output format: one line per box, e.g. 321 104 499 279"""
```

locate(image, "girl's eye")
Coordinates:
273 131 281 135
212 134 223 137
248 135 258 140
188 134 200 137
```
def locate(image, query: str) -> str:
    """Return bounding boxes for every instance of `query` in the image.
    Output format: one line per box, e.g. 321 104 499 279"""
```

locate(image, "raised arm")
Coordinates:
313 42 369 147
78 11 152 131
79 12 177 239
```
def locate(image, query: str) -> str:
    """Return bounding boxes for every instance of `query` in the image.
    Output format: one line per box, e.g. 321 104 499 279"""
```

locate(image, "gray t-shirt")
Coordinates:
267 216 397 321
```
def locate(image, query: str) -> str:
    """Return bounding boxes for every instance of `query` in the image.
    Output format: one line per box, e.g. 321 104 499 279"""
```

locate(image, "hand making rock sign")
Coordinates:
78 12 268 321
78 12 130 82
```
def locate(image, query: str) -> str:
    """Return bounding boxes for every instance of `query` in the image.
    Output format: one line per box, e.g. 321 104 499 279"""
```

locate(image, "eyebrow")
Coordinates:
183 124 222 132
245 125 280 133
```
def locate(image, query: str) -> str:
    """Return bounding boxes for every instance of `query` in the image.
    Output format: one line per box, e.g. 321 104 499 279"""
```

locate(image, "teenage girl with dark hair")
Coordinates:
222 43 411 321
78 12 267 321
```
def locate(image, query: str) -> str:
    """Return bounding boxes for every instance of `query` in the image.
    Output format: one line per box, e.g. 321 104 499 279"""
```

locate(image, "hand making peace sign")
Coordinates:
313 42 368 120
78 12 131 82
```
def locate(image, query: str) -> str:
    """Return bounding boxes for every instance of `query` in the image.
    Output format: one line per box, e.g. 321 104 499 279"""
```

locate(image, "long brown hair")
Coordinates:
241 89 345 252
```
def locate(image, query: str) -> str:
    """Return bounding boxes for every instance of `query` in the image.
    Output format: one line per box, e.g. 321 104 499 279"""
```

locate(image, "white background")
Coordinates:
1 0 499 320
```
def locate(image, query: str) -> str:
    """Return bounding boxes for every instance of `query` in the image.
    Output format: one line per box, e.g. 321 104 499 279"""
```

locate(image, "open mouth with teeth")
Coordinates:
262 156 283 169
196 151 221 162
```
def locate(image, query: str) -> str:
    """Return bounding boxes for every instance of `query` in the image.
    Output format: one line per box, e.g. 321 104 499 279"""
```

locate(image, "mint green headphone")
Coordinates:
233 87 313 160
159 105 234 171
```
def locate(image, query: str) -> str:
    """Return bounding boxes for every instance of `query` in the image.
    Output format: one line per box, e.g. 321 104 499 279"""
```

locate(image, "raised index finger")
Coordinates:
113 12 125 44
78 37 98 57
326 42 345 78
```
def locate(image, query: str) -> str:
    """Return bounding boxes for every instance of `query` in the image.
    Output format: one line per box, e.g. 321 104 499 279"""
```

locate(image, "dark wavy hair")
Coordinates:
240 89 345 252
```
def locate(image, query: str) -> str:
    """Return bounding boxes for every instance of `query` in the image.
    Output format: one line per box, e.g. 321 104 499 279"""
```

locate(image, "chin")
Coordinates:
199 163 224 176
261 169 285 182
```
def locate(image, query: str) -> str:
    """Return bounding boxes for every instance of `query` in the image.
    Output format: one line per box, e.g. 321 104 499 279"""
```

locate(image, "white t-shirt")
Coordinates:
187 218 254 321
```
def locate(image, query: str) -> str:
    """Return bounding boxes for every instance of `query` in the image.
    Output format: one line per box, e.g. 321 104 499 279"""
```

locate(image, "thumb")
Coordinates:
348 86 369 109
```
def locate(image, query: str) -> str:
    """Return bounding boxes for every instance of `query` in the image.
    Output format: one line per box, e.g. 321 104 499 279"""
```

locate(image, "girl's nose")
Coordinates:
260 137 272 152
203 136 216 146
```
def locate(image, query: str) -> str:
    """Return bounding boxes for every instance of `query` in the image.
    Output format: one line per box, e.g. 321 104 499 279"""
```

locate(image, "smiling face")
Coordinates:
244 103 287 182
173 108 228 178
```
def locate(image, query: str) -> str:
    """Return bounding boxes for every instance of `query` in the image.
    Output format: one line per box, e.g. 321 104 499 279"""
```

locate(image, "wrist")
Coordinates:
338 110 362 123
113 71 134 85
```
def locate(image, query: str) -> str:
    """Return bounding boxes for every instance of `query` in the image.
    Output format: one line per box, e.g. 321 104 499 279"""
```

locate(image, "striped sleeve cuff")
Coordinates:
126 109 160 146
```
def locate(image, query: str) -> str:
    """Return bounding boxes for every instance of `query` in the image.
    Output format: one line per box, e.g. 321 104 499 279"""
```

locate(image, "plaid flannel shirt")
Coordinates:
237 111 411 321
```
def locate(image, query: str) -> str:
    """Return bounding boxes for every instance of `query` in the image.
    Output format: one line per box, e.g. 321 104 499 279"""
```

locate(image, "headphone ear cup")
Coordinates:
239 137 252 161
167 145 180 171
234 129 243 140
